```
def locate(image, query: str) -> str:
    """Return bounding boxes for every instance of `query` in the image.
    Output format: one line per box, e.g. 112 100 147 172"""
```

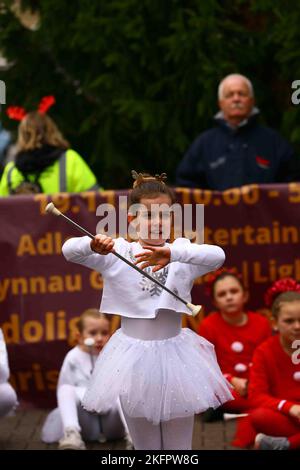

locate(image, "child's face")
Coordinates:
276 301 300 345
131 194 173 246
79 317 110 354
213 276 247 316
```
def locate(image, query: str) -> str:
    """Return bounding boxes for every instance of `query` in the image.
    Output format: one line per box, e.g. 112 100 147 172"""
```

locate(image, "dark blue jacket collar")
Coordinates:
214 107 260 131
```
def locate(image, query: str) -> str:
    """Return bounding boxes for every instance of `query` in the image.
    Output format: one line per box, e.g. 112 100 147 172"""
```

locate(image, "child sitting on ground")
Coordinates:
246 278 300 450
199 268 272 420
41 309 126 450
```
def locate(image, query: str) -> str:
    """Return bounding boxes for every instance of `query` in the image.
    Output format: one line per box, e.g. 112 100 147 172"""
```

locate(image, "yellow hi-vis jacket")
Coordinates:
0 149 99 196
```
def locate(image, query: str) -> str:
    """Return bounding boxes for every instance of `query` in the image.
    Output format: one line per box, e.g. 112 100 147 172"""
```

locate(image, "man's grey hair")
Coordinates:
218 74 254 100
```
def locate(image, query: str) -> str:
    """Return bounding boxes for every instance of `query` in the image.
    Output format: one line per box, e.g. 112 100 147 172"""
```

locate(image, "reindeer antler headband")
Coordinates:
6 95 56 121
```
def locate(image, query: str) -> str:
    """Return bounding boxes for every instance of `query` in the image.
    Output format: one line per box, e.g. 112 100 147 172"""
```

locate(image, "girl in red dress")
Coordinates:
246 278 300 450
199 269 272 416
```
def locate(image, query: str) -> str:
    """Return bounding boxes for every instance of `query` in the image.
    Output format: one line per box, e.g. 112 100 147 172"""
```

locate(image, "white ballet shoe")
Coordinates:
58 427 86 450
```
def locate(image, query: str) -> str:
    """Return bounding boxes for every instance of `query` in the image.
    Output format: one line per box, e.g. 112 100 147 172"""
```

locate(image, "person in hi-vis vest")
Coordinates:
0 96 100 195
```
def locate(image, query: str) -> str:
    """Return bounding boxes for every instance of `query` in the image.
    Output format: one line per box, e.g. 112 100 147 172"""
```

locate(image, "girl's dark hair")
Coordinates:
271 291 300 318
205 268 244 298
76 308 110 333
129 170 176 205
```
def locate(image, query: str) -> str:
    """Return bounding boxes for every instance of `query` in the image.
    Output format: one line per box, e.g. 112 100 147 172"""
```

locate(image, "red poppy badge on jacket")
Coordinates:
256 156 270 169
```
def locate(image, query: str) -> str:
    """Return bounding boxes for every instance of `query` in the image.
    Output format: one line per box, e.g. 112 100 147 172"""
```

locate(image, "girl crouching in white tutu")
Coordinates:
41 309 126 449
62 172 233 450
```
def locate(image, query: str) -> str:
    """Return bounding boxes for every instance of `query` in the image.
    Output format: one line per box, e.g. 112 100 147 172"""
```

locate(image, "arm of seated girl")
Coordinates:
230 377 248 397
289 404 300 421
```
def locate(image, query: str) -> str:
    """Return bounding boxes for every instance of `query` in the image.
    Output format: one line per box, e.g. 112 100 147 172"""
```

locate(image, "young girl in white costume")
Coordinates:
62 172 233 450
41 309 125 450
0 328 18 418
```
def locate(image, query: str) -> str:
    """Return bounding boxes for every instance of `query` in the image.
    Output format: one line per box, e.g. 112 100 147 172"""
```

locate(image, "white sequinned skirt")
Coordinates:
82 310 233 425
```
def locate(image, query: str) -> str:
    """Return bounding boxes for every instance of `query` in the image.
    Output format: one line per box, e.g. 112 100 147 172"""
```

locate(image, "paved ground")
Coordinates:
0 409 240 450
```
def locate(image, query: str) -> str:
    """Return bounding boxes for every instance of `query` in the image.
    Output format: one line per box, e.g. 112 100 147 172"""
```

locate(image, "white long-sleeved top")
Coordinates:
62 237 225 319
57 346 95 388
0 328 10 383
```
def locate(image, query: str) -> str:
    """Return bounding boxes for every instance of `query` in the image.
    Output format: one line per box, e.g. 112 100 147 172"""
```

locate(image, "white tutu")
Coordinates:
82 328 233 425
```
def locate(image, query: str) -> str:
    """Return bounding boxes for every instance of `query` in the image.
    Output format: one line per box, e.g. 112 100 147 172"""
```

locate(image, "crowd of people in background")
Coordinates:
0 74 300 195
176 74 300 190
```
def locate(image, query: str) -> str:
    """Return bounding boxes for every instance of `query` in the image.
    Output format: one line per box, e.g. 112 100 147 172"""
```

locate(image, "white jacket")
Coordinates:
62 237 225 319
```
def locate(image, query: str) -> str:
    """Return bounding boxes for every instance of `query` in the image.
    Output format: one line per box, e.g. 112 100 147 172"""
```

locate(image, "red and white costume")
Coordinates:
235 335 300 449
198 311 272 412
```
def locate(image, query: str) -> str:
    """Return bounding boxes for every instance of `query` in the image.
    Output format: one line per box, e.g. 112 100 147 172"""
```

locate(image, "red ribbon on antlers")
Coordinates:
6 95 55 121
38 95 55 114
6 106 27 121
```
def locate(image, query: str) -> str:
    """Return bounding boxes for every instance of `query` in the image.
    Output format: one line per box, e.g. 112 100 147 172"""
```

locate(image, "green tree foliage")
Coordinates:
0 0 299 188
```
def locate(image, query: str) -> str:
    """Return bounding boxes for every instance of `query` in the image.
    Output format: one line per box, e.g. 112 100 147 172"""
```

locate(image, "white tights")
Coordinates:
121 404 194 450
0 383 17 417
57 384 124 441
120 311 195 450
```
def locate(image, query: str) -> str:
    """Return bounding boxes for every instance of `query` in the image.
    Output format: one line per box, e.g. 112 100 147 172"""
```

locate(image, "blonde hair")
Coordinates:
17 111 70 151
76 308 110 333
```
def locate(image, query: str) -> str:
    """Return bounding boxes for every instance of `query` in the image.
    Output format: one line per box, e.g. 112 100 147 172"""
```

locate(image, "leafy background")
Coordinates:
0 0 299 188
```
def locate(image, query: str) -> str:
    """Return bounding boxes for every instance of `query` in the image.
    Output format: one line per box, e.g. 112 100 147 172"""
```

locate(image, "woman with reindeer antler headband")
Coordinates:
0 96 99 195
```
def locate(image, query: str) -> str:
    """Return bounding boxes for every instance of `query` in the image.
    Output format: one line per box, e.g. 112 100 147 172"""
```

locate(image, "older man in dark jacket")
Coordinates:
176 74 298 190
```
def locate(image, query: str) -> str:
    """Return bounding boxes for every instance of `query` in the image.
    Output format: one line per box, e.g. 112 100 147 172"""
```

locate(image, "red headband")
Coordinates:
264 278 300 308
6 95 55 121
205 267 242 297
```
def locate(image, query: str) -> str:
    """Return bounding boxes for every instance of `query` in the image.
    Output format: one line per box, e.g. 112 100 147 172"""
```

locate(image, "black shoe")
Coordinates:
201 407 224 422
